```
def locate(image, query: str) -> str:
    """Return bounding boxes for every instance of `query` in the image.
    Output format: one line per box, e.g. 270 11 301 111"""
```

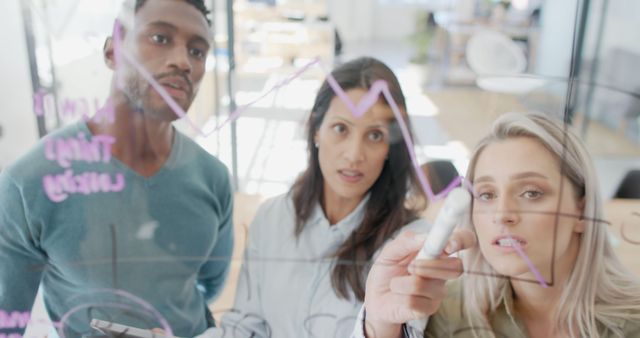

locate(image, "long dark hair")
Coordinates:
290 57 424 301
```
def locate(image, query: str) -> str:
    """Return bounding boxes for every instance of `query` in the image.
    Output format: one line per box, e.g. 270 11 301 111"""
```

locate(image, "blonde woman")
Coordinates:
358 112 640 338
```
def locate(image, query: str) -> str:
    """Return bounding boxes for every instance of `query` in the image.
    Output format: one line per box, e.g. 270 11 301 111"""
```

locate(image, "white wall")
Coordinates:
536 0 640 78
597 0 640 56
327 0 419 43
327 0 375 42
579 0 640 65
535 0 578 78
0 0 40 169
372 3 419 41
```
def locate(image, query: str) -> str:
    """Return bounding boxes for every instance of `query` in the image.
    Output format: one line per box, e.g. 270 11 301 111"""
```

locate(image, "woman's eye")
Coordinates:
522 190 543 199
476 192 495 201
368 130 384 142
151 34 169 44
332 124 347 134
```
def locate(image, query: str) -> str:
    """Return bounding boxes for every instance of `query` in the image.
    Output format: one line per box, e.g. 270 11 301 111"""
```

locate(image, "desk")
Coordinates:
603 199 640 277
475 75 546 95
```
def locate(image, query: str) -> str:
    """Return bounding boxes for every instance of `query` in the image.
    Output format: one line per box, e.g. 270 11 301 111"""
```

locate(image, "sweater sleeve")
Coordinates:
0 170 47 335
197 168 234 302
196 202 271 338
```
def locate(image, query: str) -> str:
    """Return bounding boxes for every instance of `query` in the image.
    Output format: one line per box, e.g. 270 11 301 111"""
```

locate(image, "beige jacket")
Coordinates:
425 280 640 338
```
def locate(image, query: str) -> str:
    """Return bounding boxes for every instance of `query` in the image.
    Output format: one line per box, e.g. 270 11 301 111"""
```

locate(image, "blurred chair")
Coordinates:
420 160 460 195
419 160 460 224
614 170 640 199
466 30 545 94
588 48 640 141
466 30 526 76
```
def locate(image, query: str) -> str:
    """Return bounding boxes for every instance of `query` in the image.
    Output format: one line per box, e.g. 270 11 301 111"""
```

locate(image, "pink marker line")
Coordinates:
506 232 549 288
107 23 548 286
328 71 547 287
325 75 471 201
379 82 436 200
108 18 479 203
59 289 173 338
113 20 204 136
203 58 321 136
113 21 126 91
121 49 206 137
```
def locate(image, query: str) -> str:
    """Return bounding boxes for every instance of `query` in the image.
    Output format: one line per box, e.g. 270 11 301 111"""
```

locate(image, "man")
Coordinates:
0 1 233 337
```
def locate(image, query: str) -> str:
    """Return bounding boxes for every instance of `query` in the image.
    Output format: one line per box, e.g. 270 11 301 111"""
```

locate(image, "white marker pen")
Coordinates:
408 187 471 332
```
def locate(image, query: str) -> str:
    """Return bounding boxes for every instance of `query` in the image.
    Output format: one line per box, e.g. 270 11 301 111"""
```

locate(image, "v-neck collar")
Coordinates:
78 121 181 183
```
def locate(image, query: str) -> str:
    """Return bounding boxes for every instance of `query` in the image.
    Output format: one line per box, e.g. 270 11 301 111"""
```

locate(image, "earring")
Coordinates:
314 142 319 148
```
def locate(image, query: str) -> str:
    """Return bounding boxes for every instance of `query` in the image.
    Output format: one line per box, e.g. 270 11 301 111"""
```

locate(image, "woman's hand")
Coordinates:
363 229 476 338
151 328 168 336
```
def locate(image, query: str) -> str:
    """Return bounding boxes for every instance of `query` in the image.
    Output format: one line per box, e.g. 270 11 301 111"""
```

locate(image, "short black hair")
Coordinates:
135 0 211 26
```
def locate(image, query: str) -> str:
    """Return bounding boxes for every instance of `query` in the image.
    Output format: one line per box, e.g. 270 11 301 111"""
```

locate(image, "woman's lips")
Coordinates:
492 234 528 252
338 169 363 183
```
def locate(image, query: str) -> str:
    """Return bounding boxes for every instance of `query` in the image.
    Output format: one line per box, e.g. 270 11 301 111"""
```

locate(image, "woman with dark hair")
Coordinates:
196 56 432 338
291 56 426 301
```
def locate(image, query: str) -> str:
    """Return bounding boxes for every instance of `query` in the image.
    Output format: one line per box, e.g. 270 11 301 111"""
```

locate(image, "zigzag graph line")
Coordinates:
112 20 548 287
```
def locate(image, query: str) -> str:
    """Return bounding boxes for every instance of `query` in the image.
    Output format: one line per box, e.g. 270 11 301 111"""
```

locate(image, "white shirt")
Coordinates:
350 306 423 338
198 193 430 338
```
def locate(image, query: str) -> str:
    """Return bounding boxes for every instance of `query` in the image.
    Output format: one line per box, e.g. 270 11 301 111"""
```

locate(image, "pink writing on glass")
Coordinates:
41 133 125 203
33 90 115 124
44 133 115 168
0 310 30 329
43 169 126 203
0 334 21 338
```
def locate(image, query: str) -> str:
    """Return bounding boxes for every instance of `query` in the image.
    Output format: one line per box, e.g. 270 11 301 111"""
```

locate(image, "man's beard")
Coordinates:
123 72 145 112
122 71 189 121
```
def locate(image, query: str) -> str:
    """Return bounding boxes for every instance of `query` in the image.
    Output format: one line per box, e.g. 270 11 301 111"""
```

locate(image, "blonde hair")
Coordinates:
461 112 640 338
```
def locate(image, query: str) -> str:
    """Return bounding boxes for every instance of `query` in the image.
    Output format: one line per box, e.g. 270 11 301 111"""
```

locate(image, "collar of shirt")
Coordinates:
307 193 371 241
499 283 529 336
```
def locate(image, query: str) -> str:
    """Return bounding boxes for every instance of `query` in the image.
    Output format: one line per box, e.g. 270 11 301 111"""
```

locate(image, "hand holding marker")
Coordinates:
408 187 472 332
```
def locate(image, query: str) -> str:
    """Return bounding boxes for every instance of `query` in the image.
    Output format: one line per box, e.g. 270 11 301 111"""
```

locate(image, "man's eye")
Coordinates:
151 34 169 44
190 48 205 59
